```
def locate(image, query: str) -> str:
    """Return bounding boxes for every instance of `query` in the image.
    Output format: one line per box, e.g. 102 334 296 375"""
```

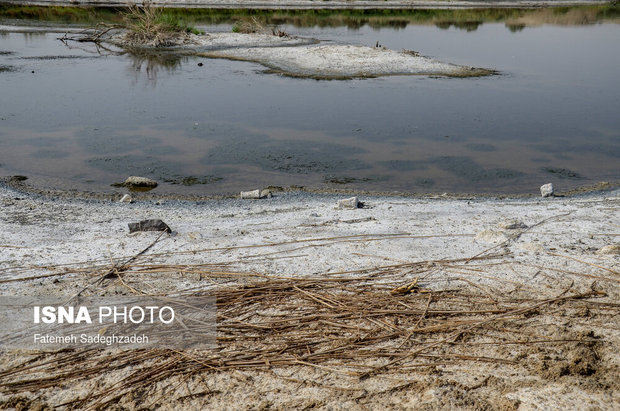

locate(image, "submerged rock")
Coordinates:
124 176 158 189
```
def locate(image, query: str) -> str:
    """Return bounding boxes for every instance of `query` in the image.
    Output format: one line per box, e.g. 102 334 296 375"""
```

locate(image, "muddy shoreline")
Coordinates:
1 176 619 409
2 176 619 202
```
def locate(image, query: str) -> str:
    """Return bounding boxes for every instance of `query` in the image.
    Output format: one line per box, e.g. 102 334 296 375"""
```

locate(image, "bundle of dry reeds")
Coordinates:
0 261 609 409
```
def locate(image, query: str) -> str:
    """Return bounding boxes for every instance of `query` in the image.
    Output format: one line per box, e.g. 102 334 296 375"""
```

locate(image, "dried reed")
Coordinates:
0 263 607 409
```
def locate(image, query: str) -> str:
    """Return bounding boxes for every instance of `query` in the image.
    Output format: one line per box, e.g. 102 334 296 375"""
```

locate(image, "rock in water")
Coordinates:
540 183 554 198
128 219 171 234
124 176 158 188
338 197 360 209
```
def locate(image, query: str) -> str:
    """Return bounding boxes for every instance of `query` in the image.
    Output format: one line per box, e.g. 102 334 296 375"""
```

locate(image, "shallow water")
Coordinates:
0 12 619 195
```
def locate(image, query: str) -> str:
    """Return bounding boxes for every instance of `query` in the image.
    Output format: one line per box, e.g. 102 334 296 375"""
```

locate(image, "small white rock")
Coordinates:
260 189 273 199
540 183 554 198
240 189 261 199
119 194 132 203
337 197 359 209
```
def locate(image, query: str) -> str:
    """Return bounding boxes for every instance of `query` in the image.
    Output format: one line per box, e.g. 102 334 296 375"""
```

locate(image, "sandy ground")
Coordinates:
0 182 619 409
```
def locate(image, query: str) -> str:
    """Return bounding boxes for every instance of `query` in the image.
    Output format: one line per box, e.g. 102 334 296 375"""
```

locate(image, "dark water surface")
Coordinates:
1 11 619 195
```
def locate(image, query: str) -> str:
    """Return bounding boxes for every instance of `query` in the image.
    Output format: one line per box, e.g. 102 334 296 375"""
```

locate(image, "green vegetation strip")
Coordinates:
1 4 618 28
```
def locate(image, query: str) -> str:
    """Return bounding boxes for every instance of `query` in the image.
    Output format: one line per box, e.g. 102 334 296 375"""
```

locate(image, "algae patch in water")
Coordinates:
87 155 183 180
414 178 436 188
323 175 389 185
31 149 70 159
465 143 498 152
205 138 370 174
163 175 223 186
379 160 429 171
430 156 525 182
542 167 583 179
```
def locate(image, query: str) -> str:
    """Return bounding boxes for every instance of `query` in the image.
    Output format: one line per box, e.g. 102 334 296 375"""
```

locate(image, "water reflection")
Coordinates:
201 6 620 31
128 51 186 83
506 24 526 33
435 21 482 31
1 5 619 33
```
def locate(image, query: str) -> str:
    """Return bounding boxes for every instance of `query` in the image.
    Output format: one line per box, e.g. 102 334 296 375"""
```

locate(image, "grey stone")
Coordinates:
540 183 554 198
337 197 360 209
128 219 171 234
124 176 158 188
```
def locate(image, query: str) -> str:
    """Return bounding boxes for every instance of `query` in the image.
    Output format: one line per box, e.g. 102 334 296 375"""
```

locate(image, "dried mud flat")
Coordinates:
108 32 495 79
0 183 619 410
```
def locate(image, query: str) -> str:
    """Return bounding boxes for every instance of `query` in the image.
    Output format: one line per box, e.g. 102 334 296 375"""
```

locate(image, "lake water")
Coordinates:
1 8 619 195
